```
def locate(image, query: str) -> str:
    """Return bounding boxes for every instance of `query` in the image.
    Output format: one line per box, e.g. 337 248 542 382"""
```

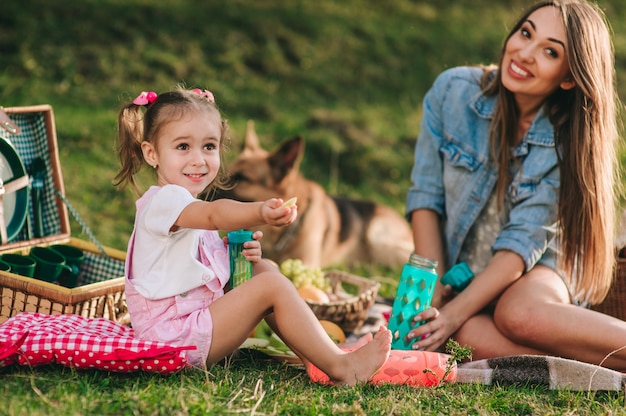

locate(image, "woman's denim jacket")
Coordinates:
406 66 559 272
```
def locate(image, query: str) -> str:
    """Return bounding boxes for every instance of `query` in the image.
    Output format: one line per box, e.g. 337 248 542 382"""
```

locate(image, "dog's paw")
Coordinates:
279 197 298 208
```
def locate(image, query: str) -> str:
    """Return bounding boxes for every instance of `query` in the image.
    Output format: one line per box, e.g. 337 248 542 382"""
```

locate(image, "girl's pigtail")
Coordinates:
113 103 146 195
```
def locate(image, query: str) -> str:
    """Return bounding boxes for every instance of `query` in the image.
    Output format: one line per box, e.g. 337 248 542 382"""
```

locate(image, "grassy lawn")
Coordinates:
2 0 626 414
3 351 625 415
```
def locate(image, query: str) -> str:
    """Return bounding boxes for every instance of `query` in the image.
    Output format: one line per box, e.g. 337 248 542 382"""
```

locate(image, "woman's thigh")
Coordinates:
493 265 571 342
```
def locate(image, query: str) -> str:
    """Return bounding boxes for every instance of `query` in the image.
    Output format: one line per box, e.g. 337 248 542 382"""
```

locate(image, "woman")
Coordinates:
405 0 626 370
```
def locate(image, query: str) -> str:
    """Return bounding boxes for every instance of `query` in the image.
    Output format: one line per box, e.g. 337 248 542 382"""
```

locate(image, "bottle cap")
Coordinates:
441 262 474 291
227 229 254 244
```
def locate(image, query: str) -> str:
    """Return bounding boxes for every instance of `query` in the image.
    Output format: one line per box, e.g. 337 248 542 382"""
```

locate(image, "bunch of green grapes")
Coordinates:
280 258 330 291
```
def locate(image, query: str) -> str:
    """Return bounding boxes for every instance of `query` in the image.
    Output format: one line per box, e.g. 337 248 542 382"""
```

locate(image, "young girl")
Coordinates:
114 88 391 385
405 0 626 370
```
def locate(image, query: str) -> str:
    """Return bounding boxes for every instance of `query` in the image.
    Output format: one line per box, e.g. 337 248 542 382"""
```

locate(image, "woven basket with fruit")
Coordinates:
280 259 380 333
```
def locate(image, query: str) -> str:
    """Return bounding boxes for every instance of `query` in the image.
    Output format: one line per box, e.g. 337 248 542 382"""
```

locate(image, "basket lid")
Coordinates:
0 105 70 252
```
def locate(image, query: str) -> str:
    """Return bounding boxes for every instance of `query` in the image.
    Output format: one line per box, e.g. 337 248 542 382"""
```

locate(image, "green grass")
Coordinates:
3 0 626 414
3 352 626 416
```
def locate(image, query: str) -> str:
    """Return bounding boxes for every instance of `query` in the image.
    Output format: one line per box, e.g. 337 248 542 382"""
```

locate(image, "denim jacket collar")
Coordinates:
471 91 556 151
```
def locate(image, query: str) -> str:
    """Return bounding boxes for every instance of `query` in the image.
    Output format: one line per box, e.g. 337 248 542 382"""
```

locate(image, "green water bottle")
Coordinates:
228 230 254 288
389 253 438 350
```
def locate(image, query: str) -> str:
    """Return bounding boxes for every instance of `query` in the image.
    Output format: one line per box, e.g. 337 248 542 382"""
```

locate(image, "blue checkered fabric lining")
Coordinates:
0 110 125 285
77 251 126 286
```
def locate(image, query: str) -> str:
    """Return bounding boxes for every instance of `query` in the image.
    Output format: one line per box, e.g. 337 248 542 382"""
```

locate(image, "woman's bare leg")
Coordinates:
493 266 626 370
454 313 547 360
207 270 391 385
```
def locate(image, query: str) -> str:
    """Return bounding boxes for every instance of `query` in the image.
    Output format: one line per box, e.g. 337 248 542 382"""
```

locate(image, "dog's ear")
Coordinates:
268 136 305 182
242 120 262 155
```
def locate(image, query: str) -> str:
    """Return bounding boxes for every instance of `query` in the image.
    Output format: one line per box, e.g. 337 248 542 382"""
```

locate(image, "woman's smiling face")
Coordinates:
501 5 575 105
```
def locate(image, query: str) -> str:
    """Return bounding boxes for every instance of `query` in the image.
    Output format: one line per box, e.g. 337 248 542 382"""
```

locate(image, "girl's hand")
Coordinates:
405 307 455 352
243 230 264 263
221 231 264 263
261 198 298 226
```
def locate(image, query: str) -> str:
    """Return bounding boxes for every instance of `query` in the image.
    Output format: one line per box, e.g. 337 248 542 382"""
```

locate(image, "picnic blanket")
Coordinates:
355 301 626 391
457 355 626 391
0 312 194 373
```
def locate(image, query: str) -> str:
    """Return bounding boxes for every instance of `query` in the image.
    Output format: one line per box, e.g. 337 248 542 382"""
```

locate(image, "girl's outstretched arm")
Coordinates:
176 198 297 231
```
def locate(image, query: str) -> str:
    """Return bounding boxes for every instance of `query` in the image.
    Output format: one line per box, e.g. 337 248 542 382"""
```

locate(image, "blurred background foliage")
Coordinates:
1 0 626 252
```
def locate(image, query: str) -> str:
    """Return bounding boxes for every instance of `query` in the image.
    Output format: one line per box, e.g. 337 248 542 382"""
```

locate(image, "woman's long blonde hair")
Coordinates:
482 0 621 304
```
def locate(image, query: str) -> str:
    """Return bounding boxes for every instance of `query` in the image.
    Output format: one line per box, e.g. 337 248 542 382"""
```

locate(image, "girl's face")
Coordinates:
142 109 222 198
502 6 575 106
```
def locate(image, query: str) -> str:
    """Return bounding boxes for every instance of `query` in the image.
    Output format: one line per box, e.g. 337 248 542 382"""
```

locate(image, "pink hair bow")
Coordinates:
133 91 158 106
192 88 215 103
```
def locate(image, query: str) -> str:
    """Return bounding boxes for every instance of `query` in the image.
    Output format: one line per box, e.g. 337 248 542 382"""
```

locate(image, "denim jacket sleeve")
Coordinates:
405 68 457 218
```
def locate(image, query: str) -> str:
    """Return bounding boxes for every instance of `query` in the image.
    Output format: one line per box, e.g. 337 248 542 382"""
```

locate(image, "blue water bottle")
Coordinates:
388 253 438 350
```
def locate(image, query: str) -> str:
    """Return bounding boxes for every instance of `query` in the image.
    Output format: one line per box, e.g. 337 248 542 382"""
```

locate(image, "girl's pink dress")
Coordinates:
124 186 230 368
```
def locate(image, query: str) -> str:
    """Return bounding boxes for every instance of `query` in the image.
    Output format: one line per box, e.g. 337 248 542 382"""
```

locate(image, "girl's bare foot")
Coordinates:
334 326 391 386
339 332 373 351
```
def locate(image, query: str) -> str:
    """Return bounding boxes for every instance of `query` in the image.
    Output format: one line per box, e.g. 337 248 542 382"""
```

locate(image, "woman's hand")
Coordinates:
432 283 454 309
261 198 297 226
405 307 456 352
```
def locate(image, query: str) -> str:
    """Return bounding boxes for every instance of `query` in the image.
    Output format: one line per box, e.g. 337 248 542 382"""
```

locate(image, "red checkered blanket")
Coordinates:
0 312 195 373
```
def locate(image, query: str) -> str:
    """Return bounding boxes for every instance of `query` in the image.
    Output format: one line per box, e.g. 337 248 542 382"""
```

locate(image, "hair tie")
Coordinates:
191 88 215 104
133 91 158 106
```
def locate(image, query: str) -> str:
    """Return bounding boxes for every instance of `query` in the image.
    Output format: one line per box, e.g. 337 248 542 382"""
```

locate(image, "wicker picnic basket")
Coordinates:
305 270 380 333
591 251 626 321
0 105 128 325
0 238 127 324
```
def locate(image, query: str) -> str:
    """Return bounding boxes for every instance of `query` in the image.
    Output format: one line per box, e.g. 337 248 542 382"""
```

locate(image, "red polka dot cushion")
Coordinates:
0 312 194 373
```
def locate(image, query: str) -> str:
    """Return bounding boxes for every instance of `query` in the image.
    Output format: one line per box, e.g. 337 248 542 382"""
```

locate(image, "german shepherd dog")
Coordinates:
218 121 414 268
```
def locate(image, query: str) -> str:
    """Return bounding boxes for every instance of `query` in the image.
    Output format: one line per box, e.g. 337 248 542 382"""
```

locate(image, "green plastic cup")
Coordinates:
49 244 85 288
1 254 36 278
0 259 12 273
29 246 72 283
228 230 254 288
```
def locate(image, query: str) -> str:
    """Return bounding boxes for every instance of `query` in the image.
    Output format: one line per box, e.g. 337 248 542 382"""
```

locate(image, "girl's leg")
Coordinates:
207 270 391 385
493 265 626 370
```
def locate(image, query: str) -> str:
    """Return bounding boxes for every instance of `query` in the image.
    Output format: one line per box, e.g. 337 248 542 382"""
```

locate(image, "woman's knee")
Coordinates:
493 300 537 341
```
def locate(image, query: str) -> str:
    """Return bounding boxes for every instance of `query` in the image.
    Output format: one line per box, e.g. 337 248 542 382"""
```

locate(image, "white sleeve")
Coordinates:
142 185 198 236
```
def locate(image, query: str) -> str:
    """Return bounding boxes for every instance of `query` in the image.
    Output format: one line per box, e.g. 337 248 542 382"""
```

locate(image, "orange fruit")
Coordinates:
297 285 330 303
319 320 346 344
